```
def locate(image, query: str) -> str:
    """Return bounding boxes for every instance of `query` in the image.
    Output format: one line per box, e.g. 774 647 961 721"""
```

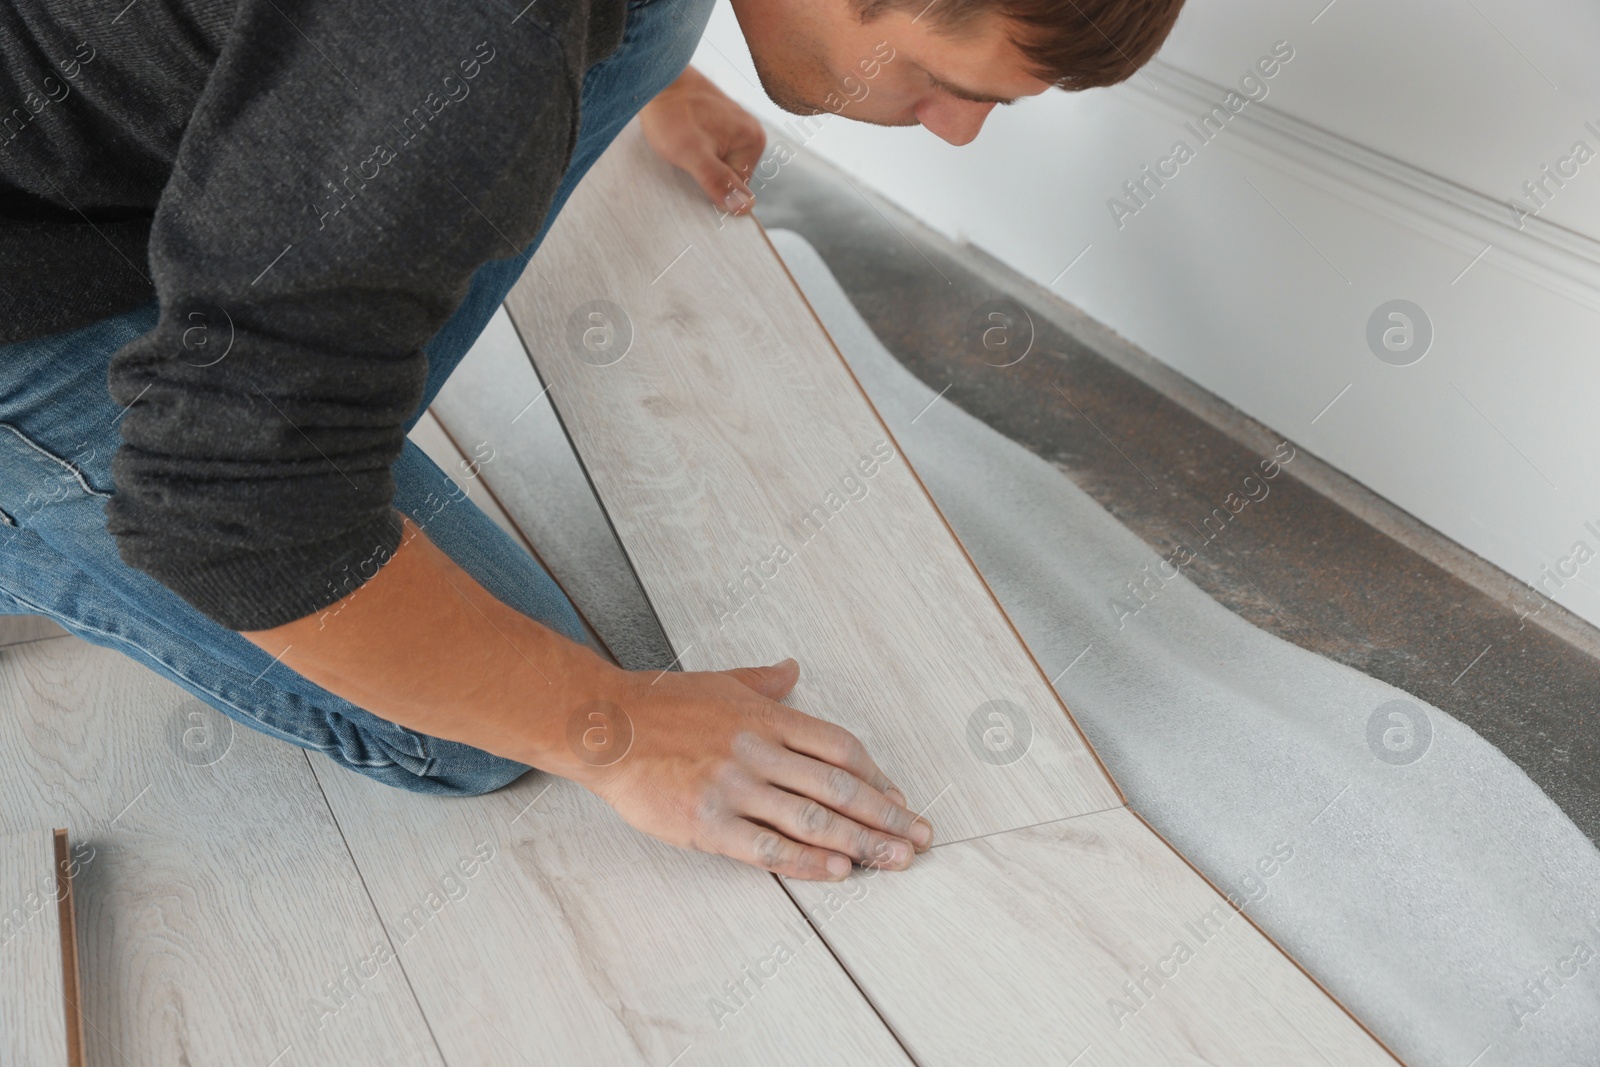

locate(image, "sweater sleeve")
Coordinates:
103 0 610 631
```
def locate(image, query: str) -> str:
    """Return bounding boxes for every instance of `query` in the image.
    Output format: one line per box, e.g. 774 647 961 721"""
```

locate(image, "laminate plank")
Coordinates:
502 121 1122 845
407 408 614 662
428 310 677 672
408 409 525 549
0 638 443 1067
54 831 88 1067
311 757 915 1066
53 829 88 1067
786 807 1399 1066
491 121 1395 1063
1 830 69 1067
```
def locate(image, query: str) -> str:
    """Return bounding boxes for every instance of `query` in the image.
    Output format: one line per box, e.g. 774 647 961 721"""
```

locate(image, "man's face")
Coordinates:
728 0 1055 146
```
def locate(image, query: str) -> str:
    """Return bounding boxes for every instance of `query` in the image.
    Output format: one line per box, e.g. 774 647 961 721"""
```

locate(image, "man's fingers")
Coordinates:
699 158 754 214
773 705 906 809
724 816 852 881
718 658 798 700
749 781 916 871
724 126 766 189
769 750 933 853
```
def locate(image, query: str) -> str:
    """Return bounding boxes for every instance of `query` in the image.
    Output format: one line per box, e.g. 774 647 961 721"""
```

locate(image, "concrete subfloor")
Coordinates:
751 153 1600 847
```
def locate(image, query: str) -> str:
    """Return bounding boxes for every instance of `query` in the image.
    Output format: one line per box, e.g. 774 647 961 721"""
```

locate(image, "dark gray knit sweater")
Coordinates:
0 0 626 630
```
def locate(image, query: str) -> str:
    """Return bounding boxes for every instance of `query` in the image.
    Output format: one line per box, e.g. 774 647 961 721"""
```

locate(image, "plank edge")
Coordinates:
749 216 1403 1061
1126 807 1407 1065
421 406 620 667
748 215 1128 809
497 298 687 674
52 828 86 1067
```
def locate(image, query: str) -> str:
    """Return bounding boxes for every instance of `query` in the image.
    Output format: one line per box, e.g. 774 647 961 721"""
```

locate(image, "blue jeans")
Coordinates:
0 0 713 795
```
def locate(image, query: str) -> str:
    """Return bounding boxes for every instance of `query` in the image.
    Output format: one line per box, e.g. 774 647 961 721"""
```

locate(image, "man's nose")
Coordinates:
913 99 998 146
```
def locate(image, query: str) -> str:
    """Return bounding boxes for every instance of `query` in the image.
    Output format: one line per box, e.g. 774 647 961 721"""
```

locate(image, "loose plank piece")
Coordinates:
505 125 1122 848
2 829 70 1067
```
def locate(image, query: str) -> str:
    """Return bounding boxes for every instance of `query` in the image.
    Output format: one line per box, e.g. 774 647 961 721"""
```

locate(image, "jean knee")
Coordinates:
330 738 531 798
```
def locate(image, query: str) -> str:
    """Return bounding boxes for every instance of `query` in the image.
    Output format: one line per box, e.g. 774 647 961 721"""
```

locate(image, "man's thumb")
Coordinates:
720 657 799 699
705 164 754 214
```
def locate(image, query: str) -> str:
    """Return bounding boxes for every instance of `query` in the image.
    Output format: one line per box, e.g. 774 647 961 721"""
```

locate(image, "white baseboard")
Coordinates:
1124 60 1600 313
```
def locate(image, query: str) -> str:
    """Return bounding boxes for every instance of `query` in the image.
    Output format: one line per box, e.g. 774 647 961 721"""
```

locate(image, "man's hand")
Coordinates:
640 65 766 215
575 657 934 881
244 516 931 881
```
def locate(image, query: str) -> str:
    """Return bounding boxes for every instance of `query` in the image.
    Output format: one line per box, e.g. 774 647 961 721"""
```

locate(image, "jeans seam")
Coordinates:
389 724 435 773
0 422 113 498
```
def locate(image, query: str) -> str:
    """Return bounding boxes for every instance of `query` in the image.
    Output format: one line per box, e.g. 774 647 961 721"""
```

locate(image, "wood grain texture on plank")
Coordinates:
0 638 443 1067
0 615 67 647
408 410 527 552
503 121 1122 845
494 121 1397 1064
787 806 1400 1066
430 308 677 672
408 409 615 663
311 757 914 1066
1 830 69 1067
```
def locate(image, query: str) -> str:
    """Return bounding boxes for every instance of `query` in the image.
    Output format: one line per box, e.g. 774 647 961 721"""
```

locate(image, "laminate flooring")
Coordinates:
489 121 1399 1064
0 636 440 1066
2 830 69 1066
0 120 1403 1065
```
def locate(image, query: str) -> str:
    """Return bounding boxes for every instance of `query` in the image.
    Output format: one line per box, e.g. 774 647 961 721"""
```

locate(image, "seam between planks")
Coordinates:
426 409 623 669
924 802 1129 850
304 750 452 1067
1125 806 1408 1065
772 872 927 1066
749 219 1129 810
497 356 682 675
749 217 1404 1064
0 631 72 650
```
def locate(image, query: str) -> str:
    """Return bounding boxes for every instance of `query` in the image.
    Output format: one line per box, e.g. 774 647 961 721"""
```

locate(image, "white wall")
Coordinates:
692 0 1600 631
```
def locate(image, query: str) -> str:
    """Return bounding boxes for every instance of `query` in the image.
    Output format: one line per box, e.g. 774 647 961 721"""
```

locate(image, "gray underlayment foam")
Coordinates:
764 229 1600 1067
438 232 1600 1067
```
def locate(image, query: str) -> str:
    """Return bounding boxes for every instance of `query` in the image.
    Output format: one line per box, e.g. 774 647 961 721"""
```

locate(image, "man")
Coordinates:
0 0 1182 881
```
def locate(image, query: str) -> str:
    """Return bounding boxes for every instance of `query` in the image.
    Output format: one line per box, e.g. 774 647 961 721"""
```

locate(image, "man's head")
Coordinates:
729 0 1187 145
